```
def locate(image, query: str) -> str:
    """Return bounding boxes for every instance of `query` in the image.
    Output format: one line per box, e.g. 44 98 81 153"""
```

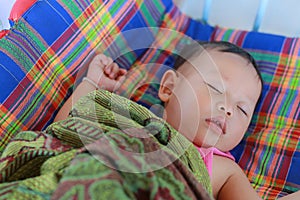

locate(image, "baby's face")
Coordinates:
159 49 262 152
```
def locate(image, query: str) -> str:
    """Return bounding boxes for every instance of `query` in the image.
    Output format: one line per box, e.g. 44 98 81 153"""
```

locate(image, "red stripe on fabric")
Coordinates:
3 76 31 109
277 151 292 180
118 9 138 28
132 84 148 102
9 0 37 22
51 23 79 52
210 26 219 41
281 38 293 54
236 31 247 46
260 90 273 114
165 7 186 31
109 0 139 31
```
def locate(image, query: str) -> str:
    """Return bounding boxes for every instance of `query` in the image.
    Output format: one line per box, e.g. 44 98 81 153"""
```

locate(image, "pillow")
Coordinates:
212 27 300 199
9 0 37 25
0 30 9 39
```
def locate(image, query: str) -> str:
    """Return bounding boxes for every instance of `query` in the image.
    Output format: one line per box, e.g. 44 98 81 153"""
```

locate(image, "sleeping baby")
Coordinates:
54 41 300 200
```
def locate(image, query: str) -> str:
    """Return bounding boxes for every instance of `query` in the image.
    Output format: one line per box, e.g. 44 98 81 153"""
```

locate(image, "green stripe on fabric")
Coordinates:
0 39 34 73
221 29 234 41
281 93 297 125
289 74 299 90
140 93 162 105
16 21 48 59
139 3 157 26
250 52 280 64
254 138 274 187
250 52 281 83
60 0 84 19
2 111 25 138
110 0 127 16
153 0 165 18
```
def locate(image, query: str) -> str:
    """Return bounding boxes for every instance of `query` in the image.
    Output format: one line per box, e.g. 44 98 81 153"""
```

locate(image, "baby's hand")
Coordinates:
86 54 127 92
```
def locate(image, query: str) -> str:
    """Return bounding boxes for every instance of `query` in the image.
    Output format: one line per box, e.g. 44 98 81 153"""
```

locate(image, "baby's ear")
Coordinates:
158 70 177 102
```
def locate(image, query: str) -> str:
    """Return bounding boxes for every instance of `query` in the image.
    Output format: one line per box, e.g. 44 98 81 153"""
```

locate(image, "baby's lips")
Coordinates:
206 116 227 134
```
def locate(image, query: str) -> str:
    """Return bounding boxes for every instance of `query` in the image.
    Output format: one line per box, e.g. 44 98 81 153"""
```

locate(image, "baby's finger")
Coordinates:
116 74 126 83
104 63 113 75
103 65 112 75
118 68 127 76
94 54 108 65
104 56 113 66
109 63 121 79
95 54 113 67
116 70 127 81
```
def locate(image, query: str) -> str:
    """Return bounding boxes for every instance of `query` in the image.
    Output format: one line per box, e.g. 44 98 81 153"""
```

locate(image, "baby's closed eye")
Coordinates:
204 81 223 94
237 105 248 116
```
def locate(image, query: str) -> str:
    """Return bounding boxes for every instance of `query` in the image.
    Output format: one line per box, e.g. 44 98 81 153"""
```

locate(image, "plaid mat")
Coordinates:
1 0 298 199
0 0 174 152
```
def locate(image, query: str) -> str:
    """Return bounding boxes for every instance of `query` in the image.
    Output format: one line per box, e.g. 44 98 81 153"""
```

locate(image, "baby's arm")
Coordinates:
54 54 127 122
277 191 300 200
212 155 261 200
212 156 300 200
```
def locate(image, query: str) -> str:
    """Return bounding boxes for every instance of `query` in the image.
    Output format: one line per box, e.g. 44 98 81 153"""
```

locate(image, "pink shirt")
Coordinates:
196 147 235 178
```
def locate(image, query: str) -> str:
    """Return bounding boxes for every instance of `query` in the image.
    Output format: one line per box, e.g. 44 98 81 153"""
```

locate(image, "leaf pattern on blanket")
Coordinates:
0 90 212 199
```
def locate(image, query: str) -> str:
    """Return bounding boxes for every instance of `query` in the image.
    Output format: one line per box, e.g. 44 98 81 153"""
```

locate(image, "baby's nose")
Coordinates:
218 104 233 117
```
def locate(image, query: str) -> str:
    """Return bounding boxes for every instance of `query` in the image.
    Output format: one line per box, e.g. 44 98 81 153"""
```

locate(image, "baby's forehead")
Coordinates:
179 50 261 95
183 49 254 73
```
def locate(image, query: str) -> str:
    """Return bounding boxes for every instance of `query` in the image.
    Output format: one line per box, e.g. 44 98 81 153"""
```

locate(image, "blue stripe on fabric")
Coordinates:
286 148 300 191
185 19 214 41
242 32 285 51
23 0 73 46
0 51 26 103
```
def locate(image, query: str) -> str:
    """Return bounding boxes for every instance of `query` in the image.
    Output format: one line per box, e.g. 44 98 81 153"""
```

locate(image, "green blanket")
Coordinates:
0 90 212 199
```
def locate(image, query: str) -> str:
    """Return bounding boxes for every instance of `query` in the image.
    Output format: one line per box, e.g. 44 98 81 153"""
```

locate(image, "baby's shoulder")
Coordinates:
212 154 239 180
211 155 244 197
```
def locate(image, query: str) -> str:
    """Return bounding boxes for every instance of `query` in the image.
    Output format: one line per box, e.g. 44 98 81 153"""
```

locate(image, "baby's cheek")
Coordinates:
232 118 248 137
197 92 212 113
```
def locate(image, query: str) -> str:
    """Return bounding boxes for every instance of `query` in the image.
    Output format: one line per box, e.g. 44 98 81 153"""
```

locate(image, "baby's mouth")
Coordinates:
205 117 226 135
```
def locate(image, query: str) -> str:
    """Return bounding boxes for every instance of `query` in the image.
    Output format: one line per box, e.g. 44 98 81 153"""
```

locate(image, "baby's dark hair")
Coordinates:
173 40 263 89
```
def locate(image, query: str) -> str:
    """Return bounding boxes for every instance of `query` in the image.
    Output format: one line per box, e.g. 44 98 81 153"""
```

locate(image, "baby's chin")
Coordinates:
180 129 233 151
192 137 231 152
192 139 212 149
190 133 218 148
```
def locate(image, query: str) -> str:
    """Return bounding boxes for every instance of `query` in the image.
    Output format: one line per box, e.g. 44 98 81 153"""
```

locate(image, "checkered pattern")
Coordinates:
212 27 300 199
1 0 298 199
0 0 174 152
0 0 212 153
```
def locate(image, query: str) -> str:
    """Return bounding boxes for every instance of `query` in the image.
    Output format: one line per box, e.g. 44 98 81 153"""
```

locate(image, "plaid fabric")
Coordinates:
212 27 300 199
0 0 174 153
0 0 299 199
